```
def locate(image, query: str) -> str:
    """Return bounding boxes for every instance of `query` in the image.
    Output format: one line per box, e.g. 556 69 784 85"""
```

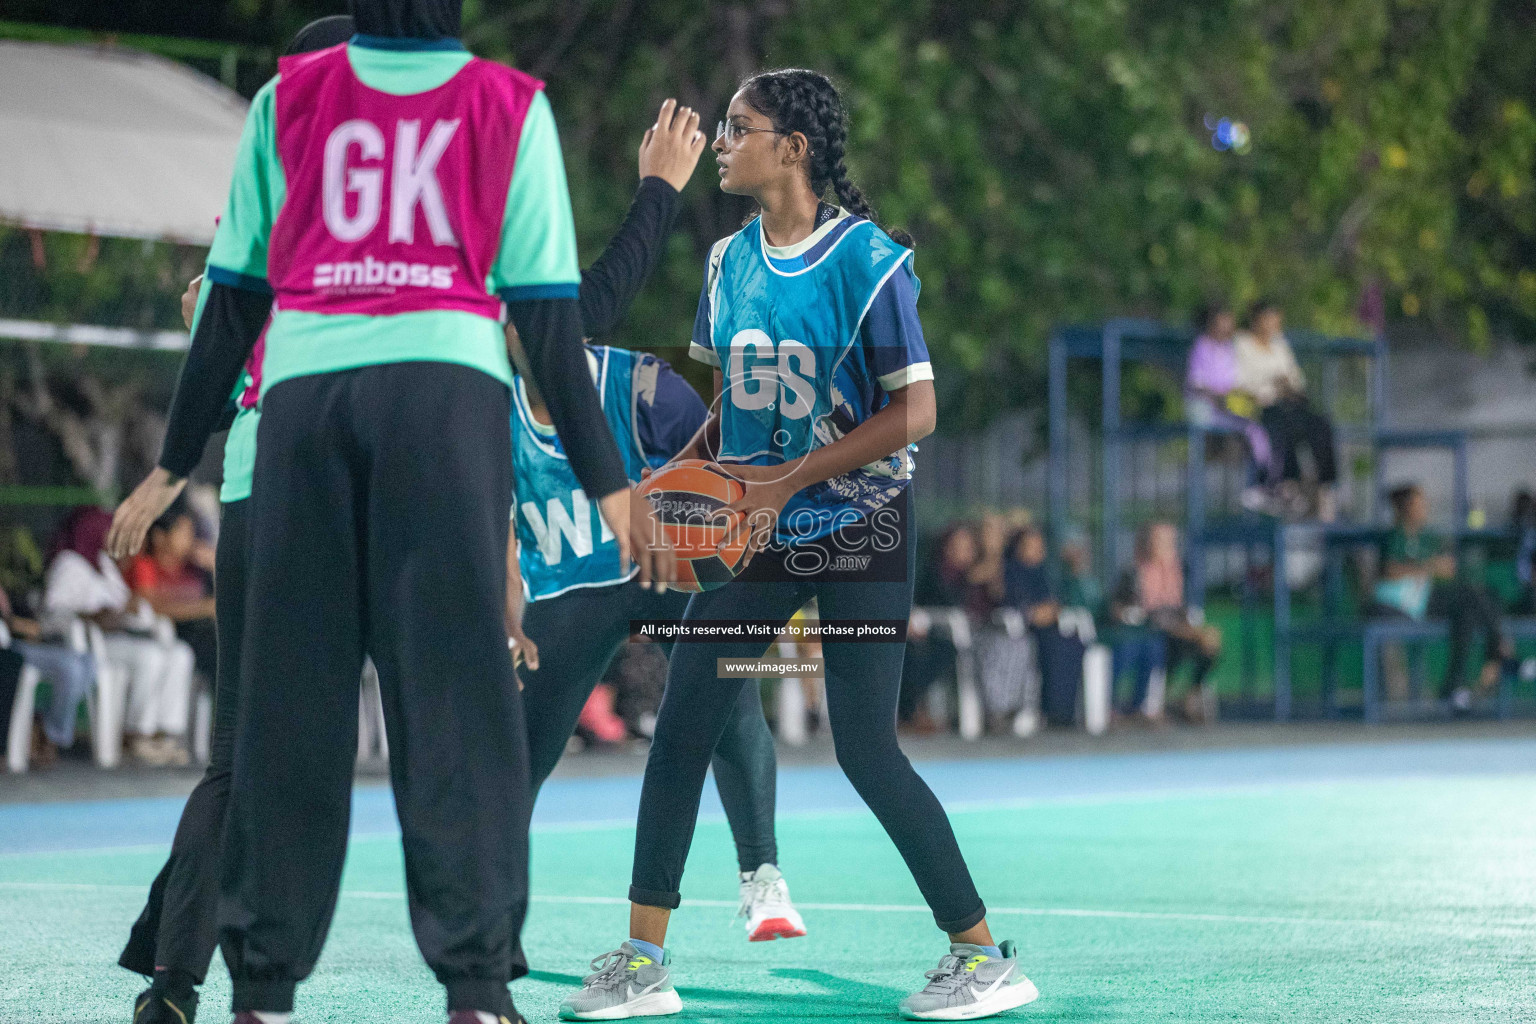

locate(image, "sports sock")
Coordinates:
152 966 198 997
627 938 664 962
977 945 1002 958
251 1013 291 1024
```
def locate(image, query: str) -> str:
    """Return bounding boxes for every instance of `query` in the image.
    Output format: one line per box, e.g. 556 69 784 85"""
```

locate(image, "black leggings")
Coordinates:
223 364 527 1015
1163 632 1215 691
628 491 986 933
1260 398 1338 485
176 616 219 685
1372 580 1506 696
120 499 249 984
898 635 954 722
519 579 778 871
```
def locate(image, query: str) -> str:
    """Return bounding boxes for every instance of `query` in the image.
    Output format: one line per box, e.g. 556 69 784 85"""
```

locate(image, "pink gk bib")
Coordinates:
268 44 538 320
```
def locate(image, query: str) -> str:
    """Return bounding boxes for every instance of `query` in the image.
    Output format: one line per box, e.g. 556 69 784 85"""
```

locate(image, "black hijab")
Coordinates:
285 15 356 55
348 0 461 40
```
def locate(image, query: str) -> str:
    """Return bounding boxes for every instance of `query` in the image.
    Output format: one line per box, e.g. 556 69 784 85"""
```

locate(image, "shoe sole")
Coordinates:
900 977 1040 1020
748 917 807 941
558 989 683 1020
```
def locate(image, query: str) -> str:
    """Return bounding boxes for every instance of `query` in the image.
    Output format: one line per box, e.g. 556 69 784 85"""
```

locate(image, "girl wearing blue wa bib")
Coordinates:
562 71 1037 1022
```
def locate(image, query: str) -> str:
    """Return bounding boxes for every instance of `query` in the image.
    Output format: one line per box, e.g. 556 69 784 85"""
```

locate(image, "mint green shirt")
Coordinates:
203 42 581 503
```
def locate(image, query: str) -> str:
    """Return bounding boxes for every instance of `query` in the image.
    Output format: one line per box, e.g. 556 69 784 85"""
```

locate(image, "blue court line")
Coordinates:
0 737 1531 856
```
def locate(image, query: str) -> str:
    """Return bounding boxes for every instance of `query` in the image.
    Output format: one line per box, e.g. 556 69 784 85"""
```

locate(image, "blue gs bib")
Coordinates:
709 216 917 541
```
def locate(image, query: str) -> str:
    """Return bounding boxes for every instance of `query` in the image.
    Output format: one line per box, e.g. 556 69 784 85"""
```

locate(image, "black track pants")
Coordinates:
219 364 528 1016
120 498 249 983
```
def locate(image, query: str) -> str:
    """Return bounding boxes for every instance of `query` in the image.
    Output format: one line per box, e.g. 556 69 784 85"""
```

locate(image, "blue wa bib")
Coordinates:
512 346 649 600
710 216 915 541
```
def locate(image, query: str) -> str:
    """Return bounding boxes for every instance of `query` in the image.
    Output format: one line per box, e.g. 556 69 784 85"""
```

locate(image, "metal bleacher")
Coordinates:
1044 318 1516 722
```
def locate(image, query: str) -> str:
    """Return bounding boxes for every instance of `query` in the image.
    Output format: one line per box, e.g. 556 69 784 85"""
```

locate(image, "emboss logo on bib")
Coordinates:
314 257 455 290
313 117 462 295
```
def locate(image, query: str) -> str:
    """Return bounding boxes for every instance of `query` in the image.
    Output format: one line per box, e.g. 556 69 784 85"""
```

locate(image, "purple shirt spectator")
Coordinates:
1185 332 1273 483
1186 333 1239 397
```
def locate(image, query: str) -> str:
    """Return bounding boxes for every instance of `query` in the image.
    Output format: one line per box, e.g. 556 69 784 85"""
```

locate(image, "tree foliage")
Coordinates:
3 0 1534 426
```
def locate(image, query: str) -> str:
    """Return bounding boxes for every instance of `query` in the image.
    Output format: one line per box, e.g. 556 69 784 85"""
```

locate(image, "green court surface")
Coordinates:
2 746 1534 1022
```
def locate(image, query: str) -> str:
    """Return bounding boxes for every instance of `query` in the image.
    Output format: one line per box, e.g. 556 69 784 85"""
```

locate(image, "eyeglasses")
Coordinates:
716 120 788 146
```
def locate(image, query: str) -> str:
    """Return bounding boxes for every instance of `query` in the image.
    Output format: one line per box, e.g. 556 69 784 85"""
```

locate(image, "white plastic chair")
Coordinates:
6 617 127 772
1081 643 1112 735
931 608 984 740
81 622 129 769
993 608 1042 737
5 647 43 773
191 687 213 764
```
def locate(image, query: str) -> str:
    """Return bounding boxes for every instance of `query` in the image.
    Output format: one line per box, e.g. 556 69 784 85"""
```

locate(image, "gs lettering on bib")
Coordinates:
268 44 539 319
708 216 915 541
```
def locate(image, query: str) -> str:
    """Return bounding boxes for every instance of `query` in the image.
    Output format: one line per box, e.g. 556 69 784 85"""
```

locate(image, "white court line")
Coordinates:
1 880 1522 933
3 772 1530 861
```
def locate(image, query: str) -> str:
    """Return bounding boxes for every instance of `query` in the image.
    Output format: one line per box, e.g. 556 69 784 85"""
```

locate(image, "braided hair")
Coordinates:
740 68 914 248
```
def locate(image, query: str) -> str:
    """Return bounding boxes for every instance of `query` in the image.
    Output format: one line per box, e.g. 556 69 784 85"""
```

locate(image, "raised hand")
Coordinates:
638 98 707 192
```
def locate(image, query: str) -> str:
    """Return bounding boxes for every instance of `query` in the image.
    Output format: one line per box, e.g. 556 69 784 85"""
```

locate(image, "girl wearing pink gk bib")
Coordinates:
159 2 670 1021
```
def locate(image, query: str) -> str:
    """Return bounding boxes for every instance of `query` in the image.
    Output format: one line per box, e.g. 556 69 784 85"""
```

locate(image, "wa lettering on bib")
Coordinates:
268 44 539 319
512 347 650 600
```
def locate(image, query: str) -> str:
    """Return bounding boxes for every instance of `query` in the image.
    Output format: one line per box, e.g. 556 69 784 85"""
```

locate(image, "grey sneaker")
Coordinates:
899 941 1039 1020
557 942 683 1020
738 863 807 941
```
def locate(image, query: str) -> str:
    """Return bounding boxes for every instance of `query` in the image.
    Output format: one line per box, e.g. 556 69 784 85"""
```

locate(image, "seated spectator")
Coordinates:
971 513 1033 732
0 585 95 768
42 507 195 766
1186 301 1274 509
127 503 217 687
0 638 20 763
1005 525 1085 727
610 634 668 739
969 513 1010 613
931 524 976 596
1371 484 1511 710
1107 570 1165 723
1054 526 1156 721
1058 527 1104 621
899 527 975 733
1511 488 1536 615
1236 300 1340 521
1132 522 1222 723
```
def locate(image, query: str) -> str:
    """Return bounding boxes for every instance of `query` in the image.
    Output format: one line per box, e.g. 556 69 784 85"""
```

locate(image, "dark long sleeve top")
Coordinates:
504 176 680 498
157 281 272 478
505 296 628 497
578 176 680 338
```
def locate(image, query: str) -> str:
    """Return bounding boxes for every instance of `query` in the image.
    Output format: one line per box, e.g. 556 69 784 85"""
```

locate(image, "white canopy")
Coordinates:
0 40 249 244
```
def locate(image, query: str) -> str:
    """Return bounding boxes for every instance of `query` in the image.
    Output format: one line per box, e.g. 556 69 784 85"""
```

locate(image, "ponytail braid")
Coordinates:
741 68 914 248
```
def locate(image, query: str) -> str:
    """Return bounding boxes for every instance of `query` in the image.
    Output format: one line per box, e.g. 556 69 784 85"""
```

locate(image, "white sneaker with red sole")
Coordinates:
738 863 807 942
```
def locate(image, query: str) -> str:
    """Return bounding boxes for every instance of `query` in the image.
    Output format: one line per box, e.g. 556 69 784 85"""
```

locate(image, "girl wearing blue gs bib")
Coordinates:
560 70 1037 1022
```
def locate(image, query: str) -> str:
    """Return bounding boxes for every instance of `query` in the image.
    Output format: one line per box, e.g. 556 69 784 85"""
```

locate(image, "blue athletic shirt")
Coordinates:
512 344 706 600
689 205 933 542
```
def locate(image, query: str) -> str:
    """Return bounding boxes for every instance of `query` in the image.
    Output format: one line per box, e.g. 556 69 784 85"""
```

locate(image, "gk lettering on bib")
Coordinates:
268 44 540 319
